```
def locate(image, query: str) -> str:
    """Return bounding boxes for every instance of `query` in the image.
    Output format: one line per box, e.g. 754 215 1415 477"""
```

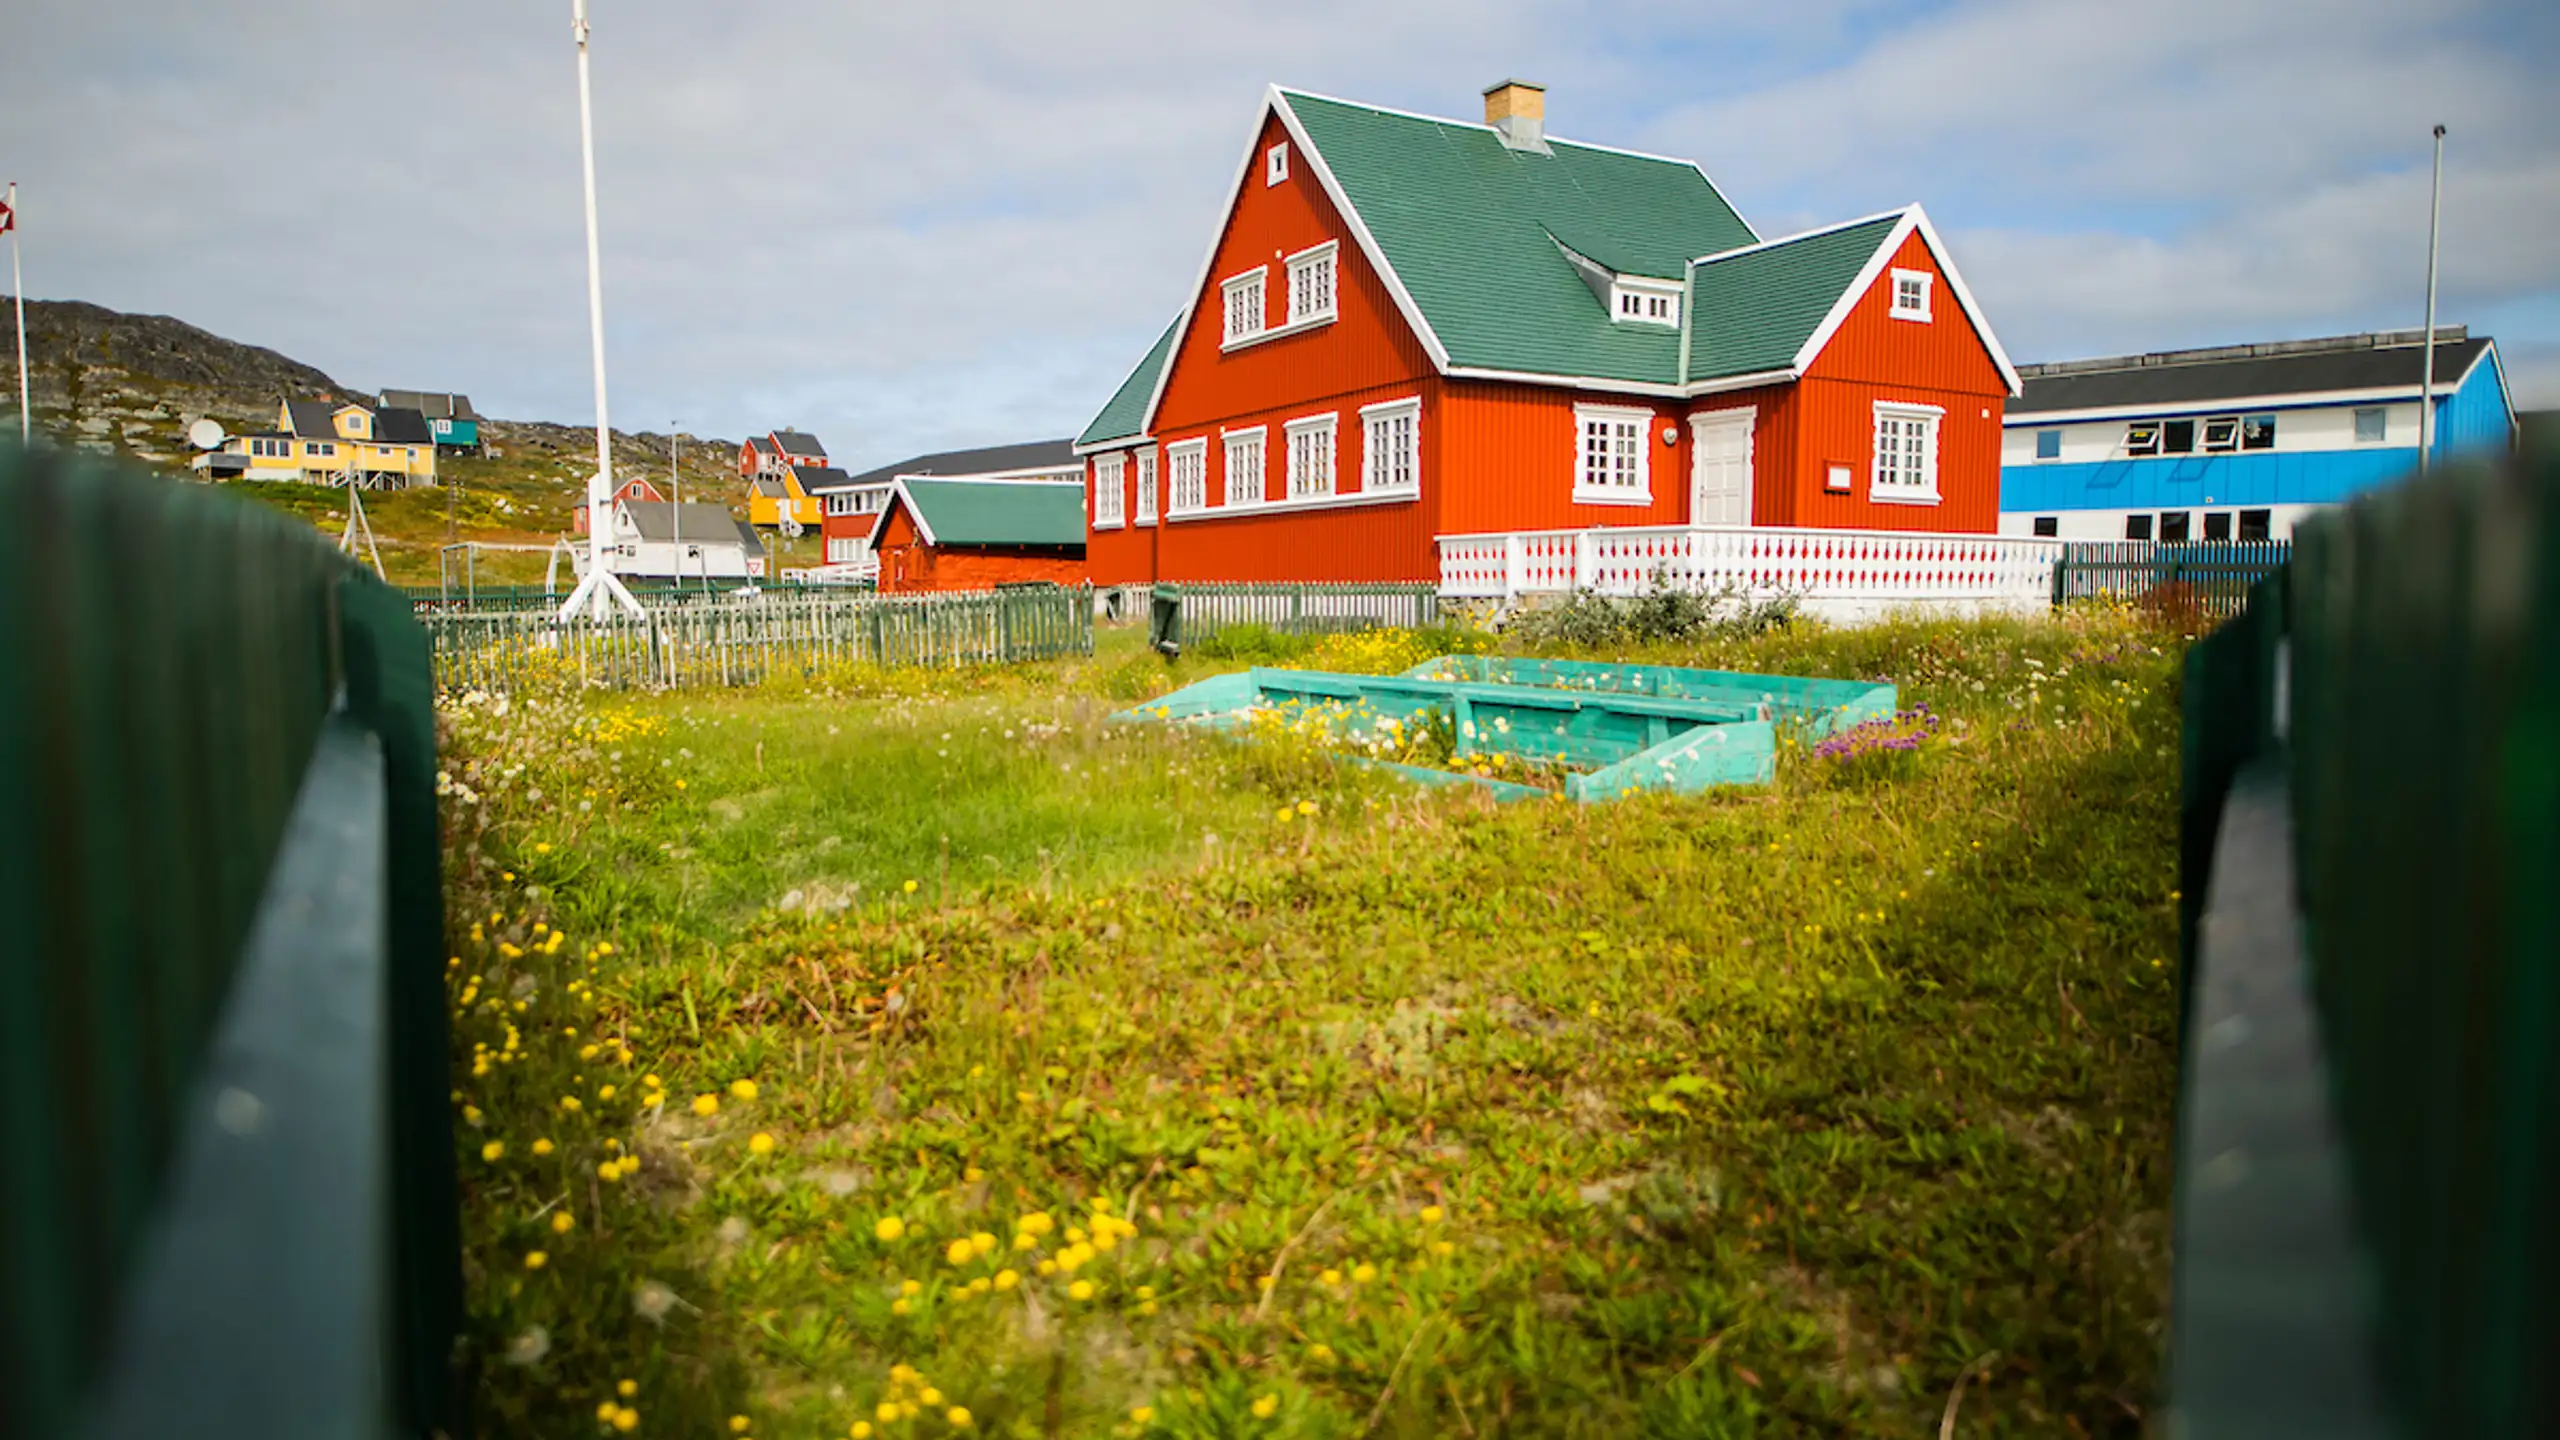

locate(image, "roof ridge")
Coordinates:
1692 206 1909 266
2017 326 2475 378
1272 85 1716 171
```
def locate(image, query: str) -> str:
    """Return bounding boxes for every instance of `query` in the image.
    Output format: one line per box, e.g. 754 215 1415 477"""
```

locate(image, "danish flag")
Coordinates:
0 188 14 237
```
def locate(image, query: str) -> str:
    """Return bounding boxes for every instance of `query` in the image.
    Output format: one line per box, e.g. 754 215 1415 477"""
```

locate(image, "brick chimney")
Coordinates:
1483 79 1549 154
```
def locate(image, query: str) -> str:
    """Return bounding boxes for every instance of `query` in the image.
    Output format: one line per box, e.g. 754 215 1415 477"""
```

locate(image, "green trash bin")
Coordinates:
1148 584 1182 657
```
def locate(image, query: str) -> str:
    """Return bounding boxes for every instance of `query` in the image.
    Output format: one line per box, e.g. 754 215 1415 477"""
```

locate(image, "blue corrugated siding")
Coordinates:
2430 348 2512 461
2002 448 2422 513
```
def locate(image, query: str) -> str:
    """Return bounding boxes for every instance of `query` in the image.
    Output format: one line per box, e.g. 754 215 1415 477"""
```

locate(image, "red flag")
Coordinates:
0 192 13 237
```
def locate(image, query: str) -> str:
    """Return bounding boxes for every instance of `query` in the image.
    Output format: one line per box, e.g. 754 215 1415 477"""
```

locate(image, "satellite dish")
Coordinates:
188 418 227 450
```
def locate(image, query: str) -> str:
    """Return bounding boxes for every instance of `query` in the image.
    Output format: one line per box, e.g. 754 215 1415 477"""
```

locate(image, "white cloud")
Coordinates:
6 0 2554 462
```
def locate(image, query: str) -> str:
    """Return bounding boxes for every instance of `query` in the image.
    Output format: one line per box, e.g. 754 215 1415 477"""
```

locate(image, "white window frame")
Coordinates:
1266 142 1289 186
1870 400 1944 504
1608 279 1681 328
2353 407 2388 444
1360 397 1420 495
2201 415 2241 453
1092 452 1126 529
1221 426 1267 508
1134 448 1159 526
2125 421 2162 457
1285 241 1338 328
1166 439 1209 516
1221 267 1267 346
1889 268 1933 322
1572 403 1652 505
1284 413 1338 500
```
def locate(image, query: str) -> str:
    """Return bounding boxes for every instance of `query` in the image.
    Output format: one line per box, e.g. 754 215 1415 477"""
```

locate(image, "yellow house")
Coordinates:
747 465 825 531
277 398 439 488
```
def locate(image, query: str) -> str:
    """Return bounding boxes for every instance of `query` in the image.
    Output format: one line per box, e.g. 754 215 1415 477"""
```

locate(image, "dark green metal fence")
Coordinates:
0 443 460 1436
2174 448 2558 1436
2053 540 2290 620
424 583 1095 690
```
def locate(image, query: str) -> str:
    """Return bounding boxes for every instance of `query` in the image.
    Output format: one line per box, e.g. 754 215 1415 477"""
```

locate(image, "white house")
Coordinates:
588 499 767 581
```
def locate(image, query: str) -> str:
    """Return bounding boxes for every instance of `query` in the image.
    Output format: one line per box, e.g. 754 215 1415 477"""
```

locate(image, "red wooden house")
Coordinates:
1075 82 2021 589
820 440 1082 575
868 478 1087 594
572 475 667 534
739 429 830 480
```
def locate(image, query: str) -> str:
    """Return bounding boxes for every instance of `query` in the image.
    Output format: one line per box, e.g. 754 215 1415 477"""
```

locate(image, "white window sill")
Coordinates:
1166 487 1417 522
1092 519 1123 532
1221 312 1335 354
1871 489 1943 506
1135 516 1157 528
1572 488 1655 507
1889 309 1931 323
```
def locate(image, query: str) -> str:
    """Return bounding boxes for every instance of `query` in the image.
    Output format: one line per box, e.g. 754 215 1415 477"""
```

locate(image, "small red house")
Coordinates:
1075 82 2021 587
821 441 1083 574
739 428 830 480
573 475 667 533
870 477 1087 593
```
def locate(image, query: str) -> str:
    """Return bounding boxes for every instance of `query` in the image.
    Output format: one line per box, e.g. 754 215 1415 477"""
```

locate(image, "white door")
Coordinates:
1690 409 1754 526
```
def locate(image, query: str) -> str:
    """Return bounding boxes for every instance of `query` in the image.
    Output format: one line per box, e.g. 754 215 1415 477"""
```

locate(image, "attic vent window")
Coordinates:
1266 142 1289 186
1608 280 1680 329
1890 268 1932 321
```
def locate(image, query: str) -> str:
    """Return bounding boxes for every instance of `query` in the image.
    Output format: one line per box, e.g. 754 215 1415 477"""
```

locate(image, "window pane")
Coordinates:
2127 424 2159 456
2242 415 2277 450
2125 514 2153 541
2159 511 2190 542
2035 429 2061 459
2239 509 2271 541
2163 419 2196 454
2203 511 2231 541
2032 516 2058 537
2354 408 2387 442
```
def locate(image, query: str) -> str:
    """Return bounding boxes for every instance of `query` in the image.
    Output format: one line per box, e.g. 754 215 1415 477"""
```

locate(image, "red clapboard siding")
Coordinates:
873 506 1086 593
1790 229 2009 534
1435 379 1688 536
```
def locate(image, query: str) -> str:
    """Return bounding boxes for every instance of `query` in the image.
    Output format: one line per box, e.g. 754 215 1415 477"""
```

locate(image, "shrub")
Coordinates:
1512 575 1797 648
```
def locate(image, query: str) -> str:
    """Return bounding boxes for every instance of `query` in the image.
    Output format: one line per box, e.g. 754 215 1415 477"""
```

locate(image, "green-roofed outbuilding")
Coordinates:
867 477 1090 593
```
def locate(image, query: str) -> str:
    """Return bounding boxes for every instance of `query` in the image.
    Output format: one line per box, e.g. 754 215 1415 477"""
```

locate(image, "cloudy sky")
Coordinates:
12 0 2556 468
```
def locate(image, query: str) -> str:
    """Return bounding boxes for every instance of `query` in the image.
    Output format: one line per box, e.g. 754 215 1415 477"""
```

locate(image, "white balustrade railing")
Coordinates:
1438 525 2064 619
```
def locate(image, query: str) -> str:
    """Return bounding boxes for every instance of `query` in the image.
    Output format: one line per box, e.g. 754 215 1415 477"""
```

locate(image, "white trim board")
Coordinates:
1770 205 2023 398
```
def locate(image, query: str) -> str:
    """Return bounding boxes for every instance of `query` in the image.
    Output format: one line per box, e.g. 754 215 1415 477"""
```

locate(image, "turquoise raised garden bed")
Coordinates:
1117 656 1895 803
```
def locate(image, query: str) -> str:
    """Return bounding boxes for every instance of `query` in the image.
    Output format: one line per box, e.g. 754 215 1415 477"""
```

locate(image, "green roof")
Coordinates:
891 479 1086 548
1280 90 1756 385
1684 214 1903 384
1077 318 1178 449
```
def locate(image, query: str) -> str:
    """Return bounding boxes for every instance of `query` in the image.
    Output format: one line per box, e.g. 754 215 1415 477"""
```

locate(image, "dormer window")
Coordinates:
1890 268 1933 321
1609 279 1680 328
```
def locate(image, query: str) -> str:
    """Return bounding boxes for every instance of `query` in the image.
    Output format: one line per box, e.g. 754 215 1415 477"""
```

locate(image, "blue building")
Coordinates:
1999 327 2515 541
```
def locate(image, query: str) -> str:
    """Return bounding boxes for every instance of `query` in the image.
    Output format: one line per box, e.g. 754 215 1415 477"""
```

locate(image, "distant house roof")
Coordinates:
2008 329 2496 419
284 399 340 438
200 453 251 475
749 474 789 497
770 429 827 457
380 389 479 421
844 439 1081 489
622 501 765 556
1076 321 1179 451
373 407 435 444
790 464 857 493
869 477 1087 550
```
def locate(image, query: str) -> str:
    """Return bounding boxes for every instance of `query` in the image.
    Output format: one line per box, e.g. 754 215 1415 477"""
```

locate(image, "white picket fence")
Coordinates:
1438 525 2065 622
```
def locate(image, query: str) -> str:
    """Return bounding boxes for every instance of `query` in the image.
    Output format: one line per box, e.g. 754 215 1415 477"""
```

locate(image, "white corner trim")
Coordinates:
1220 311 1334 354
1359 394 1422 418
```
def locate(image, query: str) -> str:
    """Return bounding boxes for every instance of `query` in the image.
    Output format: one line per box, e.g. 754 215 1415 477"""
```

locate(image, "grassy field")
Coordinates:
437 611 2185 1438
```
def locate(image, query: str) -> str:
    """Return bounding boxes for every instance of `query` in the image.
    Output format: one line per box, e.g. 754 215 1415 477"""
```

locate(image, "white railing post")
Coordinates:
1574 531 1595 591
1504 534 1523 602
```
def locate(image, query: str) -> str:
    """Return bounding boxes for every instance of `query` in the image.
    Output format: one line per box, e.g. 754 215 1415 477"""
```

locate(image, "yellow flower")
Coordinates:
1036 1260 1057 1277
919 1388 944 1407
1309 1344 1334 1363
1318 1269 1342 1286
902 879 919 894
692 1094 719 1117
1430 1241 1454 1257
901 1279 923 1297
1251 1393 1279 1418
851 1425 874 1440
729 1417 751 1433
1256 1274 1275 1291
1067 1280 1094 1301
890 1364 919 1384
748 1132 776 1156
596 1400 619 1422
890 1298 911 1316
1130 1405 1156 1424
945 1407 973 1429
876 1401 900 1423
612 1406 639 1432
536 841 552 855
552 1210 576 1233
642 1073 662 1089
969 1232 998 1257
1420 1205 1444 1224
1351 1263 1377 1284
523 1250 547 1270
1297 800 1317 816
730 1078 759 1101
1275 806 1293 823
993 1269 1019 1291
558 1096 582 1114
481 1140 505 1162
1017 1212 1054 1236
598 1085 616 1100
618 1379 639 1398
579 1044 600 1061
598 1160 621 1181
962 1166 984 1182
1012 1232 1038 1251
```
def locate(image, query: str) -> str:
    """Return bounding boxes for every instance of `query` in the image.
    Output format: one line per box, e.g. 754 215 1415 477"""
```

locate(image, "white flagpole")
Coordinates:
557 0 643 622
10 183 28 445
2419 124 2446 479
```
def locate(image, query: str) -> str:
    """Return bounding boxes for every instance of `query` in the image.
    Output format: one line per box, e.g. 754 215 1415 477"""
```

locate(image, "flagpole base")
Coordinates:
557 565 645 622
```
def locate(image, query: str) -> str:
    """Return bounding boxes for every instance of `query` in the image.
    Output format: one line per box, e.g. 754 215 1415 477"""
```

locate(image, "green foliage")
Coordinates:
1510 578 1799 649
439 608 2186 1437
